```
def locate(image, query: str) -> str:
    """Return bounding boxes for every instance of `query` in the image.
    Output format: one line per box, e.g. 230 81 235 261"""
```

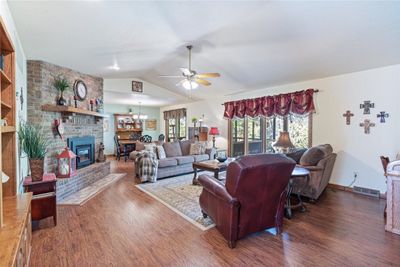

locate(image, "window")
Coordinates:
167 118 176 141
288 115 309 148
247 117 263 154
229 114 312 156
179 117 187 140
230 119 245 157
164 108 187 142
166 117 186 141
266 117 284 153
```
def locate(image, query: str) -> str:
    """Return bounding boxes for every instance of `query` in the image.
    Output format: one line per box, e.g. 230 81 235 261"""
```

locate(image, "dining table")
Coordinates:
119 139 136 162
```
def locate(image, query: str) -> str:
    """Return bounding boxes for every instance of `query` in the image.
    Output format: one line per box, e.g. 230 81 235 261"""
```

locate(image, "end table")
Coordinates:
23 173 57 226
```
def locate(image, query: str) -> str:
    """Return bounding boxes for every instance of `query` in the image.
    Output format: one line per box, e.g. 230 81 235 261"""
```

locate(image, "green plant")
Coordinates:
53 75 70 93
191 117 198 123
18 122 48 159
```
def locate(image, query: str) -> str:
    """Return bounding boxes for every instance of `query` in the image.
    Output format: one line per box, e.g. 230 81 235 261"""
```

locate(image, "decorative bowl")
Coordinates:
216 157 228 163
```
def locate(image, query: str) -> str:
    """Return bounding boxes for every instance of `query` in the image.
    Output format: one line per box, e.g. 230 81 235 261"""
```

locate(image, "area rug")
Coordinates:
58 173 126 206
135 172 225 231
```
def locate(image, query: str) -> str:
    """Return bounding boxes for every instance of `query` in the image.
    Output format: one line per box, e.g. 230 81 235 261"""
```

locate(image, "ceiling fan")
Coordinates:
160 45 220 90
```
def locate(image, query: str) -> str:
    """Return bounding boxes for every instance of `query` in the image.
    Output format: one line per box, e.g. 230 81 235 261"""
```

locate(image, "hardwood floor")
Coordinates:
30 159 400 266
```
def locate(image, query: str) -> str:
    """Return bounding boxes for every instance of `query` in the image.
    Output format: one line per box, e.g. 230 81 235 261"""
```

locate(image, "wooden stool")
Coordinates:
23 173 57 226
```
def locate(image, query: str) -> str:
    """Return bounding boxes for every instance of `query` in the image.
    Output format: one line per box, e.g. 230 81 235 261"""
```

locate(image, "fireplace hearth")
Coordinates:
67 136 95 169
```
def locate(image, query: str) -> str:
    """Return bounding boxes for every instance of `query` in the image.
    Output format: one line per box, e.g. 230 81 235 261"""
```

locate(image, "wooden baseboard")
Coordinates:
328 183 386 199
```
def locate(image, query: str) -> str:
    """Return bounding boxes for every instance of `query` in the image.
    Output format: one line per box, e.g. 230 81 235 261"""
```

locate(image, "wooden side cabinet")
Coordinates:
23 173 57 226
0 193 32 267
386 161 400 235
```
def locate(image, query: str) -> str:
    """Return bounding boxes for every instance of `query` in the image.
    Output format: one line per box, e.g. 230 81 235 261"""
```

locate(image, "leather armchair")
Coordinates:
198 154 296 248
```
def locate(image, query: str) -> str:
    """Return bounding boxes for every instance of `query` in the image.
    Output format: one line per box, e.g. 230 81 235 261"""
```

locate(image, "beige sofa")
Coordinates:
131 140 215 179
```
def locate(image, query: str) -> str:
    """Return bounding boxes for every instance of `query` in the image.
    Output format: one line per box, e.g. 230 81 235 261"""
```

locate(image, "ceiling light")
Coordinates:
182 80 198 90
132 102 148 120
109 63 120 70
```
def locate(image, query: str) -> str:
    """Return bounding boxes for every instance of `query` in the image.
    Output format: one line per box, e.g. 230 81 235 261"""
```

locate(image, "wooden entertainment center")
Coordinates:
0 17 32 266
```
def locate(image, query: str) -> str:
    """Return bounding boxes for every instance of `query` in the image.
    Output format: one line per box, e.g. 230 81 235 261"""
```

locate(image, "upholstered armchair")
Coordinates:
291 144 337 201
198 154 296 248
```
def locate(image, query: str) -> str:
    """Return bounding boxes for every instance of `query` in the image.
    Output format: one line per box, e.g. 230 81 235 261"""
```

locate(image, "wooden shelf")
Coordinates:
0 70 11 86
41 104 109 118
116 129 142 132
1 101 12 110
1 126 16 133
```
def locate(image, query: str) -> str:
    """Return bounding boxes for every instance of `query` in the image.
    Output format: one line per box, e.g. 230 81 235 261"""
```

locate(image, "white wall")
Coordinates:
161 64 400 193
0 2 27 193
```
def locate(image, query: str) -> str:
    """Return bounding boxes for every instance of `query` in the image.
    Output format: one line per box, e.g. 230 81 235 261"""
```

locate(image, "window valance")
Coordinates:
223 89 316 119
163 108 187 120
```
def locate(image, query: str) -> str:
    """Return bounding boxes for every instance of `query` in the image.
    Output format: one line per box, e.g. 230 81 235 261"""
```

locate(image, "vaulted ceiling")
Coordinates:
8 1 400 105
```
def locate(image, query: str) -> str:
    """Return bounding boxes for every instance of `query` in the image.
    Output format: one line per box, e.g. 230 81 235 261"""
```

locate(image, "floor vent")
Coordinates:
353 186 380 198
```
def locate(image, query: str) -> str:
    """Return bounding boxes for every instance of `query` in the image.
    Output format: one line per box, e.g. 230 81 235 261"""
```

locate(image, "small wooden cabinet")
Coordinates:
23 173 57 226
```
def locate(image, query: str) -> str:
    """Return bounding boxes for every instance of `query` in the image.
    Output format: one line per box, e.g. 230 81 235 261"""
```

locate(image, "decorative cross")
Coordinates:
360 119 375 134
342 110 354 125
360 101 375 114
377 111 389 123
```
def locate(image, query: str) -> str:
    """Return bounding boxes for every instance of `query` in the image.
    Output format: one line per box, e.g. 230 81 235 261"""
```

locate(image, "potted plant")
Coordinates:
191 117 198 127
53 74 70 106
18 122 48 181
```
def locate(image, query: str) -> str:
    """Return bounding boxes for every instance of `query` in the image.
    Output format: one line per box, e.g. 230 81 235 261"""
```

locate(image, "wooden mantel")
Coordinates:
41 104 109 118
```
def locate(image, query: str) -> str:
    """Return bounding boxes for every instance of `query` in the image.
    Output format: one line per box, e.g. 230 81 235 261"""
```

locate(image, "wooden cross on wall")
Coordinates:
360 101 375 114
377 111 389 123
342 110 354 125
360 119 375 134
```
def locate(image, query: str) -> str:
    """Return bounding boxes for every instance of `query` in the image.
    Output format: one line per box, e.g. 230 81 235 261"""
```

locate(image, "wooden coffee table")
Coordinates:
192 159 232 185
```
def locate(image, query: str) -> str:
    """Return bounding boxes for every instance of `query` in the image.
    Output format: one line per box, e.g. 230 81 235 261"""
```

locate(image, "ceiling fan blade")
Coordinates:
159 75 182 78
176 80 185 86
180 68 192 76
195 78 211 86
196 73 220 78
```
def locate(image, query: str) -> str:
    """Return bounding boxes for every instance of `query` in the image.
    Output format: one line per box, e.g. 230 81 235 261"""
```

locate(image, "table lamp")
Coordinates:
273 131 295 153
209 127 220 148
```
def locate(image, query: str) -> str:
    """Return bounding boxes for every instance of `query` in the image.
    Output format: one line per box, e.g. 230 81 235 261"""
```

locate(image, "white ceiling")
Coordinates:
8 1 400 105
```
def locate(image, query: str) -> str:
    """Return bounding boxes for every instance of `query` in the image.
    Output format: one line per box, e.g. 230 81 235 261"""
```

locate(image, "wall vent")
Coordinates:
352 186 380 198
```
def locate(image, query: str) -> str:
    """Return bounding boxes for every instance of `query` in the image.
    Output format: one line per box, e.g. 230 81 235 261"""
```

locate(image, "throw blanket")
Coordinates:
135 151 158 183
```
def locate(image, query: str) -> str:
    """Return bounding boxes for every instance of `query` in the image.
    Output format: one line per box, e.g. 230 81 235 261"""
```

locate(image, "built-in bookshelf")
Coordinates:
0 17 17 227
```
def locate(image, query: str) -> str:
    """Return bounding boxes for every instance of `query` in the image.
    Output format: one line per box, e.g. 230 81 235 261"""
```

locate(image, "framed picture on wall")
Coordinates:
146 119 157 131
132 80 143 93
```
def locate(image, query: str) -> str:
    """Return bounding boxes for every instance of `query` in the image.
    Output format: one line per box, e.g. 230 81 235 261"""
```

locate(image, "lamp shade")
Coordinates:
273 131 295 148
209 127 220 136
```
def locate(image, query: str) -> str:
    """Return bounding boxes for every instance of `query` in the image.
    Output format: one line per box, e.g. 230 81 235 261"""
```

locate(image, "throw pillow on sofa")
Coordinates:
300 146 325 166
144 144 157 154
163 142 183 157
286 148 307 164
179 140 192 156
189 143 203 155
156 145 166 159
135 141 145 151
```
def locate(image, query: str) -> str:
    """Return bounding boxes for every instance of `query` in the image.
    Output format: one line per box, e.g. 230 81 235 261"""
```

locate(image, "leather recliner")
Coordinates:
198 154 296 248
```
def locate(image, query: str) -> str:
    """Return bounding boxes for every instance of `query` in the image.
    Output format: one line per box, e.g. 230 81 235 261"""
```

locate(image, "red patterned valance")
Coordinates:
223 89 316 119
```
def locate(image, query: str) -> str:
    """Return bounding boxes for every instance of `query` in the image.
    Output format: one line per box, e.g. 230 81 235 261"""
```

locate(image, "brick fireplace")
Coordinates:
27 60 110 200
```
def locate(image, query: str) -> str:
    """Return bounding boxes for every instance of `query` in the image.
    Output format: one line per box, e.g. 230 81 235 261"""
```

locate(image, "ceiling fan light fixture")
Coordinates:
182 80 198 90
